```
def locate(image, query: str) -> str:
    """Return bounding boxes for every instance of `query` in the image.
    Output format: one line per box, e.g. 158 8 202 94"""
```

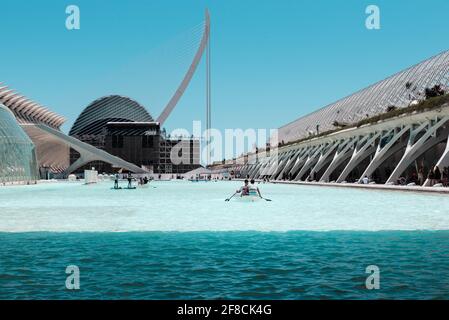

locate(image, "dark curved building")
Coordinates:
69 95 154 137
1 9 209 178
70 95 200 174
0 85 145 178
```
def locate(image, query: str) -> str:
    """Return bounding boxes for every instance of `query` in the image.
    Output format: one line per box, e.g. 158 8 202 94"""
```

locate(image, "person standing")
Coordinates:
127 172 133 188
114 173 119 189
443 167 449 187
434 166 442 184
427 168 435 186
417 167 424 186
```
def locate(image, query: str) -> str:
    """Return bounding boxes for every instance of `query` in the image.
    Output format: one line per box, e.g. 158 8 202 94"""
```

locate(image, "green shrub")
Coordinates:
282 94 449 148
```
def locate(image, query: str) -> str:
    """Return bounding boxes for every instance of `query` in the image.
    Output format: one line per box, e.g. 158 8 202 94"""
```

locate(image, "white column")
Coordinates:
337 132 380 183
276 149 303 180
287 147 315 179
387 116 449 184
435 133 449 168
360 125 411 181
294 144 326 181
319 138 356 182
309 141 339 179
423 132 449 186
271 150 294 179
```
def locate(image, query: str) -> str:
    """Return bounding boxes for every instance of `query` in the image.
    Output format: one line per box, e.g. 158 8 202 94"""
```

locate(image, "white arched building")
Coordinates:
0 84 147 177
220 50 449 186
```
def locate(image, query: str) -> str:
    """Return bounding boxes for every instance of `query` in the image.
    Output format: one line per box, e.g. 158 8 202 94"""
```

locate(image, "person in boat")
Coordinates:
114 173 119 189
249 179 263 198
236 179 250 196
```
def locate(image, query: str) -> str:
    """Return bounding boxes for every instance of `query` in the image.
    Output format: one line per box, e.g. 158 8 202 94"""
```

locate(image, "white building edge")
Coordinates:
214 49 449 186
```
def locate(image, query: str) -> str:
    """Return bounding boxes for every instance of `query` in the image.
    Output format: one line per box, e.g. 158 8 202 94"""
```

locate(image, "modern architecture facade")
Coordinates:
0 103 39 184
0 84 147 178
278 50 449 144
158 133 201 174
0 10 215 182
216 50 449 187
69 95 200 174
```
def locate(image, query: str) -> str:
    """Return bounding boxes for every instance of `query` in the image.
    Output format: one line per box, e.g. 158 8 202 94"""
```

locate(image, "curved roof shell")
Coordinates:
279 50 449 143
69 95 153 136
0 83 66 129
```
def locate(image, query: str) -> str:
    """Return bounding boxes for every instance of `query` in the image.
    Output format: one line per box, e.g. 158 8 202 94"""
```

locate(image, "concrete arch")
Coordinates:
156 10 211 125
386 117 449 183
22 124 147 175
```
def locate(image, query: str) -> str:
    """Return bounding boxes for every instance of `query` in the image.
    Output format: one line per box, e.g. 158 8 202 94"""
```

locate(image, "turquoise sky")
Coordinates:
1 0 449 135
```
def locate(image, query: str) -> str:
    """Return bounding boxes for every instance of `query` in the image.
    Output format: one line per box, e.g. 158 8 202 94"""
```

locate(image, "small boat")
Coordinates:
237 195 260 202
137 183 149 188
110 186 137 190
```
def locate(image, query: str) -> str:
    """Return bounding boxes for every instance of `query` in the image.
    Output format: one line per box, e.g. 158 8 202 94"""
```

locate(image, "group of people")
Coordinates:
394 165 449 186
236 179 263 198
113 173 152 189
113 173 134 189
426 166 449 186
138 176 151 185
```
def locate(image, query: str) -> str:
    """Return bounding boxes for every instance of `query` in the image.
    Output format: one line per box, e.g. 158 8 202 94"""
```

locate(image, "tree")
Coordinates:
425 85 445 99
386 105 397 112
332 120 348 128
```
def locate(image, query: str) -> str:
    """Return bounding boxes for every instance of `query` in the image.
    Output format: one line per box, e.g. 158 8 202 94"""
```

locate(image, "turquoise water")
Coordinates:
1 231 449 299
1 181 449 299
1 181 449 232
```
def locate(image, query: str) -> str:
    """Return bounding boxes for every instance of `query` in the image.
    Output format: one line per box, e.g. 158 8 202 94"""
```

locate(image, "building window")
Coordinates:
112 135 124 148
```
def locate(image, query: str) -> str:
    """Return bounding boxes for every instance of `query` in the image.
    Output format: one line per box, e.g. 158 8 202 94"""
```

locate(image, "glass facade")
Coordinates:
0 104 39 184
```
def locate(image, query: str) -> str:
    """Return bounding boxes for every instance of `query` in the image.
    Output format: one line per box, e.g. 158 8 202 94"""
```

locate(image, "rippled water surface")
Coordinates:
1 180 449 232
1 181 449 299
1 231 449 299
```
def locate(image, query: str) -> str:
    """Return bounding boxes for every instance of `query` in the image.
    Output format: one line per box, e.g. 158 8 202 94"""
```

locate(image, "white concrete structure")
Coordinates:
277 50 449 144
84 169 98 184
0 84 147 175
232 104 449 185
215 50 449 186
157 9 210 126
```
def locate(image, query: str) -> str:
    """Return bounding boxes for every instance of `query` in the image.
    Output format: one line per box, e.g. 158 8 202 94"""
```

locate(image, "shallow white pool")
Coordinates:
1 180 449 232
